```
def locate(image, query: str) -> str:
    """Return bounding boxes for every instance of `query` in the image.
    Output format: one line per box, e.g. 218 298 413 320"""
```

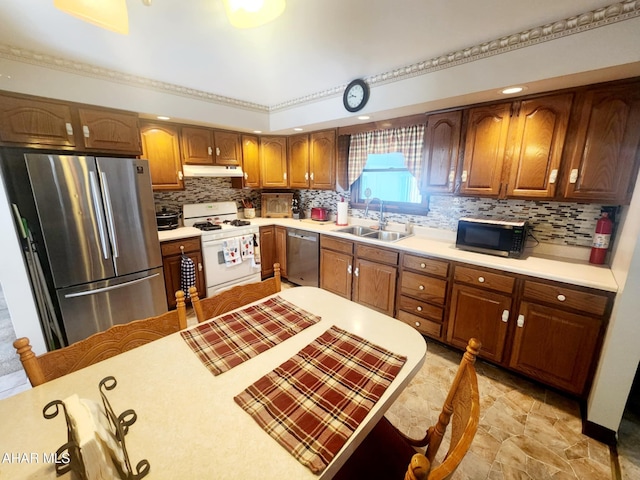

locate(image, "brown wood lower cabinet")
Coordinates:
160 236 205 309
259 226 275 278
352 258 396 317
275 226 287 278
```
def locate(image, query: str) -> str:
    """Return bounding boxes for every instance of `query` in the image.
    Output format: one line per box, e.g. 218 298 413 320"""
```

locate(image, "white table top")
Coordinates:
0 287 426 479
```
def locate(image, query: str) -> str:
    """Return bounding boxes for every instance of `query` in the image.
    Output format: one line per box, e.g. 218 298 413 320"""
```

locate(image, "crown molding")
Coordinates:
0 1 638 113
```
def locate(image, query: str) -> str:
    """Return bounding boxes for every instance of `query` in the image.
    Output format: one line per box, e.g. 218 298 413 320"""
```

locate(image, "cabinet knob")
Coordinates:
198 262 203 271
549 168 558 184
82 125 90 138
244 172 248 179
354 267 359 277
283 172 287 180
310 172 314 181
569 168 579 184
347 264 352 274
417 306 423 312
65 122 74 136
557 294 566 302
418 285 425 290
207 146 213 156
216 147 221 156
304 172 308 181
420 263 426 268
461 170 468 182
415 321 420 327
501 309 509 322
178 171 184 180
478 276 485 283
517 314 525 328
448 170 455 183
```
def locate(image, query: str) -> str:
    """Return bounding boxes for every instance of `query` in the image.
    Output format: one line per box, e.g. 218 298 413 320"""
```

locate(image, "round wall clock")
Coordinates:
343 79 370 112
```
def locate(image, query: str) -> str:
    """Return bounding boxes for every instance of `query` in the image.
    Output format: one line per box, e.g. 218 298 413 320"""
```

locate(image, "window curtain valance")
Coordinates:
347 124 425 188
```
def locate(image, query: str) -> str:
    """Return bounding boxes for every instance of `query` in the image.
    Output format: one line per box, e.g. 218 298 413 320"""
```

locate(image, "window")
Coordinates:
351 153 427 214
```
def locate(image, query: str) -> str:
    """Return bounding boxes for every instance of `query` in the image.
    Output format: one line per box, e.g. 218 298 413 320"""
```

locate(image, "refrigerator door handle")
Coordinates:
100 171 119 259
64 273 161 298
89 171 110 260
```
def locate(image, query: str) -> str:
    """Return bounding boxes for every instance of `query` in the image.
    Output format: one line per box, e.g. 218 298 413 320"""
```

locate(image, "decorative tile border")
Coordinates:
1 1 637 113
154 179 604 247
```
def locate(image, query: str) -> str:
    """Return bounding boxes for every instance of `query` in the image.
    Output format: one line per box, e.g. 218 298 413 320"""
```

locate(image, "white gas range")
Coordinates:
183 202 261 296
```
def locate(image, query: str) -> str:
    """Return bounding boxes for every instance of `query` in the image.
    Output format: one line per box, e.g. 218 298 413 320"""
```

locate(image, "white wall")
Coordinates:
0 171 46 354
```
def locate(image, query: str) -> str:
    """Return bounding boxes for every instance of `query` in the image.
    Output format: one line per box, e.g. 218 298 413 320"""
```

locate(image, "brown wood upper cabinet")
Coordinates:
181 126 241 166
77 107 141 154
140 121 184 191
460 93 573 199
421 110 462 194
213 130 241 166
288 130 336 190
261 136 288 188
561 82 640 204
232 134 261 189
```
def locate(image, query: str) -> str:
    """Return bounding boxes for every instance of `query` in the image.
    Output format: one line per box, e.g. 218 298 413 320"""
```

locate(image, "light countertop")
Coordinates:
158 218 618 293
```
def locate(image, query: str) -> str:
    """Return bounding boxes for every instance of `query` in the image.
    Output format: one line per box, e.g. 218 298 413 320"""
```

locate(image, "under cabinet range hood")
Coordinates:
182 165 244 178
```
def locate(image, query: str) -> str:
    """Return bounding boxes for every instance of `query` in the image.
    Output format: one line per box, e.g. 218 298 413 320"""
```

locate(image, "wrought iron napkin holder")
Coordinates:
43 375 150 480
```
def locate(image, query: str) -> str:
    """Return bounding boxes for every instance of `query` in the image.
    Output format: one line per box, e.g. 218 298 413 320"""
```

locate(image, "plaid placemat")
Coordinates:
181 296 321 375
234 325 407 474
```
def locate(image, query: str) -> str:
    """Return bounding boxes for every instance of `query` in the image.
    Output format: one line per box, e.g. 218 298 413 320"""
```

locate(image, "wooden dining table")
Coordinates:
0 287 427 479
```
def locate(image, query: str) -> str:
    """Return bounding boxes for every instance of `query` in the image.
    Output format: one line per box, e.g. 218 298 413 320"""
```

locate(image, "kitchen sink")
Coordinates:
333 226 412 243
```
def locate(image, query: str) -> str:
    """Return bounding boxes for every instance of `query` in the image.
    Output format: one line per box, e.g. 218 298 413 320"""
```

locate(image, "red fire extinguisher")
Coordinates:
589 212 613 265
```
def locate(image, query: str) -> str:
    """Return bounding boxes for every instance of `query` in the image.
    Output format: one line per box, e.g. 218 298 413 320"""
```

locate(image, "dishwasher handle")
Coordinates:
287 231 318 241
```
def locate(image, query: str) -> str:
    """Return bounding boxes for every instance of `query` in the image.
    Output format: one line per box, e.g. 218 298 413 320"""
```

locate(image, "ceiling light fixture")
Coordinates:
358 116 370 120
223 0 286 29
293 127 303 132
157 116 171 120
253 130 263 134
501 86 525 95
53 0 130 35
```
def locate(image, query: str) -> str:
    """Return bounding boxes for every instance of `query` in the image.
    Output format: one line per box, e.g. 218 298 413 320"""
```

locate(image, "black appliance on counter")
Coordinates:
456 217 529 258
156 207 180 230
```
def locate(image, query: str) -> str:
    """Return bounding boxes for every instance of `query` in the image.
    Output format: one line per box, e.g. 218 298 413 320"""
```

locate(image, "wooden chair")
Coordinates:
190 263 282 323
14 290 188 387
334 338 481 480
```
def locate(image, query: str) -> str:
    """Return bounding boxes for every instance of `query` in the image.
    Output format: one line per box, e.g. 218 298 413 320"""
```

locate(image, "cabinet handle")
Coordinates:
569 168 579 184
283 172 287 180
557 294 566 302
501 309 509 322
208 146 213 156
416 306 423 312
461 170 468 182
82 125 90 138
180 245 185 253
354 267 359 277
420 262 426 268
304 172 308 180
65 122 74 136
244 172 248 179
216 147 220 156
347 264 352 274
418 284 425 290
448 170 455 183
178 171 184 180
310 172 314 181
549 169 558 184
478 276 485 283
415 321 420 327
517 314 525 328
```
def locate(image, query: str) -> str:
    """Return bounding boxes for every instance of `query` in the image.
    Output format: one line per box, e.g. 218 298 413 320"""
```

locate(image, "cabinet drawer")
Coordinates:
403 254 449 278
161 236 201 256
522 280 609 317
398 295 444 322
397 310 442 338
400 271 447 305
454 265 515 294
356 244 398 265
321 235 353 255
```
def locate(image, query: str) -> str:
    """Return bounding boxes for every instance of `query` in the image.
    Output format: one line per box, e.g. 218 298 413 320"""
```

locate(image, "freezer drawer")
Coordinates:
56 267 167 345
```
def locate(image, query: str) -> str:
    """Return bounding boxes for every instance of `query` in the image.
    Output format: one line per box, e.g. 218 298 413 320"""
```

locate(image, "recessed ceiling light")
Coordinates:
253 130 262 134
293 128 303 132
358 116 370 120
157 115 171 120
501 86 525 95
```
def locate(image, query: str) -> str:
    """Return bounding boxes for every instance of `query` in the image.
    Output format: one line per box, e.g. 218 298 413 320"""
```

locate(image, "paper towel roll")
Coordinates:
336 201 348 226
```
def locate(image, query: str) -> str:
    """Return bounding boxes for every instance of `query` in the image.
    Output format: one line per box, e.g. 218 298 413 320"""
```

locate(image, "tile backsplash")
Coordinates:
154 178 606 247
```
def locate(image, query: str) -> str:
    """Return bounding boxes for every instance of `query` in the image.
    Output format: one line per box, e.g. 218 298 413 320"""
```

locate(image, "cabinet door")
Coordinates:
459 103 511 197
310 130 336 190
421 110 462 194
447 284 511 363
288 134 310 188
140 122 184 190
259 226 275 278
213 131 241 166
181 126 215 165
261 136 288 188
275 226 288 278
320 249 352 299
506 94 573 198
232 135 260 188
162 251 205 309
0 95 76 147
509 301 602 395
353 258 397 316
562 83 640 204
77 108 141 154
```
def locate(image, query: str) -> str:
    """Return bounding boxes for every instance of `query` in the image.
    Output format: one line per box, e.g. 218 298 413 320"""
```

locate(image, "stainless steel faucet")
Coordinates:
365 197 386 230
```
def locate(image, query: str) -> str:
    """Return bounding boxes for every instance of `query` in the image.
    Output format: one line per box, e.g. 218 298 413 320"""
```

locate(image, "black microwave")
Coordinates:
456 217 529 258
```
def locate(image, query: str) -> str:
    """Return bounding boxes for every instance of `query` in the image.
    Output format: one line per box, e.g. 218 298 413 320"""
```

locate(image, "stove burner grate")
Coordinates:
193 221 222 231
224 219 251 226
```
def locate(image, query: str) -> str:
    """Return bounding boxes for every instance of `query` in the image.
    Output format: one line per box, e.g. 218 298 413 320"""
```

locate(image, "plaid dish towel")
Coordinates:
222 237 242 266
180 255 196 298
234 325 407 474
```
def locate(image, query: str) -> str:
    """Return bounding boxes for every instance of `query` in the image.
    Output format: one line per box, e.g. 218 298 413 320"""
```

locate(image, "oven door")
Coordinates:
201 236 261 296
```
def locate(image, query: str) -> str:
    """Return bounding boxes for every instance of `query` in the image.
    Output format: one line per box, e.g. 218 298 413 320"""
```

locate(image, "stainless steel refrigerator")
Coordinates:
22 154 167 345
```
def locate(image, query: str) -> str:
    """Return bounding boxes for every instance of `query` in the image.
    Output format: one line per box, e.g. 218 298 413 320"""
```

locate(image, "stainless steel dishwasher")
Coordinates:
286 228 319 287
